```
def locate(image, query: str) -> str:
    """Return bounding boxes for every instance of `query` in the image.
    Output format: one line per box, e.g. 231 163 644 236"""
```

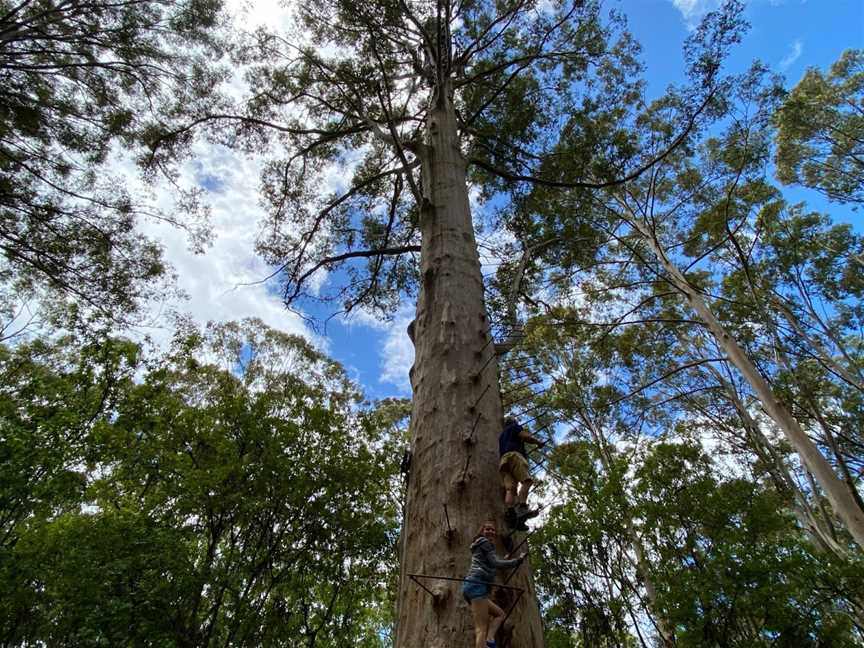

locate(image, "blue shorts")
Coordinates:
462 579 491 602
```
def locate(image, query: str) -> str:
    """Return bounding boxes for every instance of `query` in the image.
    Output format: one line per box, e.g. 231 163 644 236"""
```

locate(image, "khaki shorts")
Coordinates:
499 451 531 491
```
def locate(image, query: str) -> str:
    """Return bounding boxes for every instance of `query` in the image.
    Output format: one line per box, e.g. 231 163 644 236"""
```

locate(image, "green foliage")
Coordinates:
0 321 400 646
508 88 864 631
774 49 864 205
0 335 142 545
636 444 862 647
534 440 864 647
532 442 639 648
0 0 228 324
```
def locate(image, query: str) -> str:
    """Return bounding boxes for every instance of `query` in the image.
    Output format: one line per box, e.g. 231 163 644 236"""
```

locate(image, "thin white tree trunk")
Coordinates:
583 416 676 646
395 88 545 648
623 210 864 549
703 362 851 557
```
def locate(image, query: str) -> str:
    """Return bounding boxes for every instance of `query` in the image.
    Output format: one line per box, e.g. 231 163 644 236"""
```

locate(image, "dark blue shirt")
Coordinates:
499 420 526 458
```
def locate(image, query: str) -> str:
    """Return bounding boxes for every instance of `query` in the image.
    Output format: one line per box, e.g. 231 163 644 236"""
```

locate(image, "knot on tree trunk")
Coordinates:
421 196 435 221
430 585 449 608
462 426 476 445
453 469 469 492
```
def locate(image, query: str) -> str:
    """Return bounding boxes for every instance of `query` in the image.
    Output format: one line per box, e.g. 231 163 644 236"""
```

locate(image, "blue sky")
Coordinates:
330 0 864 401
136 0 863 403
623 0 863 229
628 0 862 93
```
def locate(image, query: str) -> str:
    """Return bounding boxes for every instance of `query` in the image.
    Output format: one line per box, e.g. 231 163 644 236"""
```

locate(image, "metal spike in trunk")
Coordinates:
395 94 545 648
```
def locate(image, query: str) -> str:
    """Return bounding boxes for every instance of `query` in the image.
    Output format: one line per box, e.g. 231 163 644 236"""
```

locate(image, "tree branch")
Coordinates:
469 89 715 189
285 245 421 304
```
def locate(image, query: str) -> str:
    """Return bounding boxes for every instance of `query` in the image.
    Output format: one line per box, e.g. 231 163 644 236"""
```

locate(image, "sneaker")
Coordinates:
486 641 497 648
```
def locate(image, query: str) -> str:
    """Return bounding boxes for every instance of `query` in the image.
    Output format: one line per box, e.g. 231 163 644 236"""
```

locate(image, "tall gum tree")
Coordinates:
150 1 743 645
602 65 864 548
520 59 864 549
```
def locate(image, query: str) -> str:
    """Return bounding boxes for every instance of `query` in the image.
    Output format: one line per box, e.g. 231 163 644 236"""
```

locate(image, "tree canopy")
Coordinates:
0 320 401 646
0 0 227 328
147 0 743 320
774 49 864 206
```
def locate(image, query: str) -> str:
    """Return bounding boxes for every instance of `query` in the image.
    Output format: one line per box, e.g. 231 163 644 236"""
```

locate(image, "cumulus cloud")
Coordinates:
780 39 803 70
122 138 321 351
116 0 416 403
87 0 328 353
377 305 415 395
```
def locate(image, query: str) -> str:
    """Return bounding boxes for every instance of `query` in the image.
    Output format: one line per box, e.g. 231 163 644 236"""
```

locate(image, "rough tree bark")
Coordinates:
395 86 545 648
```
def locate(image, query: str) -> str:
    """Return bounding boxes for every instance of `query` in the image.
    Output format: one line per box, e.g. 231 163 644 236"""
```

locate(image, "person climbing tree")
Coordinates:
499 417 545 530
462 520 526 648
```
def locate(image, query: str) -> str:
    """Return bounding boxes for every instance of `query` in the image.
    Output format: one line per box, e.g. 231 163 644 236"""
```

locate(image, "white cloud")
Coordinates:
669 0 719 27
377 304 415 395
780 38 803 70
671 0 702 17
226 0 295 32
120 139 322 351
107 1 427 400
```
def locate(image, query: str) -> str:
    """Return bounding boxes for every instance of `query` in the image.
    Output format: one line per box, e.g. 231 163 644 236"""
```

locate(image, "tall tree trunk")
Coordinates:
395 89 545 648
624 212 864 549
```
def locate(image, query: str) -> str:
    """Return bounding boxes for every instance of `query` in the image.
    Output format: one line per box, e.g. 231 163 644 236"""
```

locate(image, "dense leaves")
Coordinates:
534 441 864 647
774 49 864 205
0 320 400 646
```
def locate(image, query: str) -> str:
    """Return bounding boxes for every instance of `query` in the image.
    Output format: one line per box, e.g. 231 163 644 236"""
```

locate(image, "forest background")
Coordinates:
1 0 863 646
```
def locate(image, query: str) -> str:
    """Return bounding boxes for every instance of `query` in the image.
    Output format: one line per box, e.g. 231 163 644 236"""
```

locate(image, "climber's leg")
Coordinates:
486 600 505 645
470 599 491 648
516 477 534 505
499 456 518 507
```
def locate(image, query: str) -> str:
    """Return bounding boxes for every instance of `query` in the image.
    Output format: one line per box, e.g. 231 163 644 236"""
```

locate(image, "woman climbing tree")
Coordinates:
462 520 526 648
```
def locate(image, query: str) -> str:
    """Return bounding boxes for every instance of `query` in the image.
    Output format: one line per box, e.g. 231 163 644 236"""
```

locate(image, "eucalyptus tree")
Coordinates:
0 0 227 326
605 106 864 546
148 0 745 642
509 309 863 642
773 48 864 207
499 301 864 644
509 52 864 549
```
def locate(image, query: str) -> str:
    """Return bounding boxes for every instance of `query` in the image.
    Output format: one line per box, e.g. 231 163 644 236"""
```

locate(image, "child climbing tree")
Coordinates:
149 1 747 645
